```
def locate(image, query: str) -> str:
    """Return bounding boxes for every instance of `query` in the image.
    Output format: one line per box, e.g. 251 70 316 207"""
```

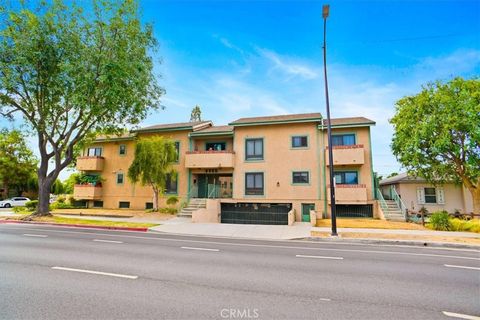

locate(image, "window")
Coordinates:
87 147 102 157
175 141 180 162
145 202 153 210
116 173 124 185
334 171 358 185
165 173 178 194
424 188 437 203
119 201 130 209
206 142 226 151
119 144 126 156
245 173 264 195
93 201 103 208
332 134 356 146
246 138 263 160
292 136 308 148
292 171 309 184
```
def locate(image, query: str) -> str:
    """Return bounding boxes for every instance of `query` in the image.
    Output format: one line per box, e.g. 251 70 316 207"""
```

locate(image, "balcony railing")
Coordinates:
328 184 368 203
73 184 103 200
185 151 235 169
76 156 105 171
326 145 365 166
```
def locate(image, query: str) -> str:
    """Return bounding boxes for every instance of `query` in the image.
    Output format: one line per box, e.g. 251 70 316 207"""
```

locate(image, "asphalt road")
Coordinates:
0 223 479 320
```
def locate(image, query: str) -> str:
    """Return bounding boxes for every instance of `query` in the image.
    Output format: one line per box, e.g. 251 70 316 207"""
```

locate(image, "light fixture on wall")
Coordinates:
276 182 280 187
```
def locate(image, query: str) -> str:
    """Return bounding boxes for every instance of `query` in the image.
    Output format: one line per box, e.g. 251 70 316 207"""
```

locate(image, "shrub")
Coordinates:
56 195 66 203
166 195 179 206
67 196 75 205
428 211 451 231
450 218 480 233
13 206 29 214
159 207 177 215
25 200 38 211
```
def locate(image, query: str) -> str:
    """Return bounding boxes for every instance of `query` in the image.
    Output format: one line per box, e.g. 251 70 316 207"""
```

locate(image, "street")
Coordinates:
0 223 479 320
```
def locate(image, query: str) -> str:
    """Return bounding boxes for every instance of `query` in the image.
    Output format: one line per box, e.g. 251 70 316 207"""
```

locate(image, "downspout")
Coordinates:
320 123 327 218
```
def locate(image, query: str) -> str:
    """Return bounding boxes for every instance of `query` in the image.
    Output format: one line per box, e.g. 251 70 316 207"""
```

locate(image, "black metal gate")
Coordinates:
336 204 373 218
221 203 291 225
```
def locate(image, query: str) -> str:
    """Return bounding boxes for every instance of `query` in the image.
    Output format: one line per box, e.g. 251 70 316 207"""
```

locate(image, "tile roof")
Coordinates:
133 121 212 132
194 125 234 133
94 133 136 141
322 117 375 126
229 113 322 126
379 173 425 185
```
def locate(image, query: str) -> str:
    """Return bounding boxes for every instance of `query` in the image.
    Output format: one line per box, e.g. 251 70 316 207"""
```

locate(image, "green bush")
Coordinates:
67 195 76 205
50 202 76 210
159 207 177 215
13 206 29 214
25 200 38 211
428 211 451 231
56 195 66 203
166 195 179 206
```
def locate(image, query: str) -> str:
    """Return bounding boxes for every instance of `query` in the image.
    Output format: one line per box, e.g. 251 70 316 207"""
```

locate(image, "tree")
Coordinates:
0 129 37 199
0 0 163 215
390 77 480 213
190 105 202 122
387 172 398 178
51 179 65 195
128 137 177 211
63 173 81 194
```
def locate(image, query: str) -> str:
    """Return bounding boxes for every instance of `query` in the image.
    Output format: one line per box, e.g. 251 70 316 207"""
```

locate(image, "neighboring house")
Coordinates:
379 173 474 214
74 113 376 224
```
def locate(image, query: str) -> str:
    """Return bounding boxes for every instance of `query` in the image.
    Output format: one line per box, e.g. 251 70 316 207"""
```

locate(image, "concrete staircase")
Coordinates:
384 200 406 221
177 198 206 218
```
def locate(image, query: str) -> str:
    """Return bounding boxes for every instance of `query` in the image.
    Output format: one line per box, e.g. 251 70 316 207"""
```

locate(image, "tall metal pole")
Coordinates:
322 4 337 236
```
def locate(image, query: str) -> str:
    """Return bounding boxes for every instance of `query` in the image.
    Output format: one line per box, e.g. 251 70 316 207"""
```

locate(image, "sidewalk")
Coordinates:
151 218 312 240
312 227 480 238
56 214 167 225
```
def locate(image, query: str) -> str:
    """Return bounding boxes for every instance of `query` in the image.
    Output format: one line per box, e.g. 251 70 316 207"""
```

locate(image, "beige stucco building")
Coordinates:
379 173 474 214
74 113 376 224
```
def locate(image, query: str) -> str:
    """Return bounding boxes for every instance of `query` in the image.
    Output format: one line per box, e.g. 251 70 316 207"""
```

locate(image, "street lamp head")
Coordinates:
322 4 330 19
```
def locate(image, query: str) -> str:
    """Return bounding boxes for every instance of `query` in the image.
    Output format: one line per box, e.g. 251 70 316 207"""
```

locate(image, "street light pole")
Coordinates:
322 4 337 236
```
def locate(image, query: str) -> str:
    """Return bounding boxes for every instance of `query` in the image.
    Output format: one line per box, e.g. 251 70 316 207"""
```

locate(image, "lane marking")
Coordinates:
181 246 219 252
442 311 480 320
444 264 480 271
93 239 123 244
5 226 480 261
319 298 331 301
296 254 343 260
51 266 138 279
23 234 47 238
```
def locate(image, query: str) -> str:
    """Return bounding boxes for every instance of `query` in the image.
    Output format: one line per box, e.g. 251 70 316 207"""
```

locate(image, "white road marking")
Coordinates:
296 254 343 260
23 234 47 238
5 225 480 261
319 298 331 301
444 264 480 271
181 246 219 252
442 311 480 320
51 267 138 279
93 239 123 244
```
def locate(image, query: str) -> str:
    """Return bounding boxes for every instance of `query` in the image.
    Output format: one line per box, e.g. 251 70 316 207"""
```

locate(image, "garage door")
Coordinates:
336 204 373 218
221 203 291 225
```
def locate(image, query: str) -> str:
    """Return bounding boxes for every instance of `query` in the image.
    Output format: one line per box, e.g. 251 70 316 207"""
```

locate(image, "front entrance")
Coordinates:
193 174 233 198
301 203 315 222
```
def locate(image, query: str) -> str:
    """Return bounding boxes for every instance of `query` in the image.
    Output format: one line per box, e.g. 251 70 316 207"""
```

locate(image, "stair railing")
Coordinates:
376 189 390 218
390 186 408 221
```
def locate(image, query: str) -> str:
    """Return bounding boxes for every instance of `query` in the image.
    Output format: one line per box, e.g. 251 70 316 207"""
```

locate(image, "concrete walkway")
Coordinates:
151 218 312 240
55 214 167 224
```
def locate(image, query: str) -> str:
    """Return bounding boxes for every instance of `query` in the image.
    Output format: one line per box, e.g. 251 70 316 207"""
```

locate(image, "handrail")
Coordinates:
390 186 408 221
376 188 389 215
186 185 198 202
207 184 217 199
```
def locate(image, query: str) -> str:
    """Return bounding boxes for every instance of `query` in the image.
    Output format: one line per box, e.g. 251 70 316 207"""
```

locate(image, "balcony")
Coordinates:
76 156 105 171
328 184 368 203
73 185 103 200
326 145 365 166
185 151 235 169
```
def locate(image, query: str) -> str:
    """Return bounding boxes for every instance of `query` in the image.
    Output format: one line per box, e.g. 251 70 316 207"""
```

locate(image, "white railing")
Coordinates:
390 186 408 221
376 189 390 217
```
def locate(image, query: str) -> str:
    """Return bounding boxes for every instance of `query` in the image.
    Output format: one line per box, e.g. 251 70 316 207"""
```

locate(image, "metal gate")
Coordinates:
221 203 291 225
336 204 373 218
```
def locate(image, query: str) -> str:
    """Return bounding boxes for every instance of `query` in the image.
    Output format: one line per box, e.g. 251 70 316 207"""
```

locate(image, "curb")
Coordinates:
0 220 148 232
302 236 480 250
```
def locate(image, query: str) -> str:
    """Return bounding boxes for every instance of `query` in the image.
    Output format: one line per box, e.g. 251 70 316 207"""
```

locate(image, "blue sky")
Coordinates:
2 0 480 179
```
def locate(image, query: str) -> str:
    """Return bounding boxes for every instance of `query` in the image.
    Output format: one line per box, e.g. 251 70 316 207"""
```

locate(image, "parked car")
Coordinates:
0 197 31 208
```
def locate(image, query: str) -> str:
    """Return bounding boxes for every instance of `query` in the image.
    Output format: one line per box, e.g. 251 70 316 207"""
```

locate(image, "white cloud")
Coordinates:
257 48 319 80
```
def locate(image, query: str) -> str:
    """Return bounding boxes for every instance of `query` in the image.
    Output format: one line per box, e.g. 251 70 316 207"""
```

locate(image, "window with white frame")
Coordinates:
417 187 445 205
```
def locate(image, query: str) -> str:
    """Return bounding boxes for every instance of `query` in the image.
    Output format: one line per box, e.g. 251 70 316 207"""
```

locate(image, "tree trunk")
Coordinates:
36 175 53 216
152 187 159 211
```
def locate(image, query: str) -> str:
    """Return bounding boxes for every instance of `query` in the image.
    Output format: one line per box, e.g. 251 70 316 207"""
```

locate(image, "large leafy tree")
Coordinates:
128 137 177 211
0 0 163 215
390 77 480 213
0 129 37 199
190 105 202 122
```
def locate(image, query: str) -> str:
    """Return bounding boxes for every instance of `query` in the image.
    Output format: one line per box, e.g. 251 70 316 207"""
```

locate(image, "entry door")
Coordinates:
301 204 315 222
198 175 207 198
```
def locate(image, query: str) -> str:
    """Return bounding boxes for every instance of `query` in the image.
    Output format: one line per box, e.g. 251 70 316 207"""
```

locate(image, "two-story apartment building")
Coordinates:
74 113 376 224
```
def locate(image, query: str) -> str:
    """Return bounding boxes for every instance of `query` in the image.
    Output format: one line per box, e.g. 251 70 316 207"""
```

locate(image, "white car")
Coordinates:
0 197 31 208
